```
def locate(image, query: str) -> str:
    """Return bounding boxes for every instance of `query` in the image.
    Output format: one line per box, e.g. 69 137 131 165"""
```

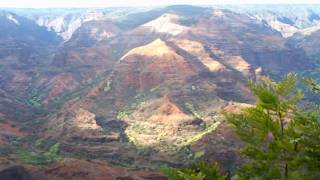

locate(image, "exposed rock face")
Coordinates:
289 29 320 57
35 11 108 41
0 5 319 178
73 108 102 130
121 38 177 59
224 56 252 77
188 9 310 77
39 7 313 169
66 20 120 45
172 38 226 72
141 13 188 35
267 18 298 38
235 5 320 38
45 107 103 139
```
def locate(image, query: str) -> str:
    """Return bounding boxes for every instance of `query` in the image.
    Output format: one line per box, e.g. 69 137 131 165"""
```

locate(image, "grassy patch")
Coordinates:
17 143 61 165
184 102 204 119
181 121 221 147
27 89 44 107
193 150 205 160
116 110 129 120
49 74 105 109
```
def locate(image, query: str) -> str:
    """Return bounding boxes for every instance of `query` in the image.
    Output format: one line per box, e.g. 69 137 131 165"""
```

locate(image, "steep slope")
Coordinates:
114 38 199 107
0 11 61 124
28 20 121 106
0 5 318 177
141 13 188 35
226 5 320 38
35 10 108 41
40 35 252 169
288 29 320 57
185 9 310 78
0 11 60 43
172 38 226 72
31 7 312 171
131 7 310 78
287 29 320 82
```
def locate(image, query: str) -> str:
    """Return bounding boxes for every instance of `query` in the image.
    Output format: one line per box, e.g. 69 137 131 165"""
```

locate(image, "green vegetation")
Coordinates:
116 97 148 121
28 89 43 107
117 110 129 120
225 74 320 179
49 75 105 109
17 143 61 165
304 78 320 93
162 161 227 180
181 121 221 147
193 150 205 160
164 74 320 179
49 89 82 108
184 102 203 119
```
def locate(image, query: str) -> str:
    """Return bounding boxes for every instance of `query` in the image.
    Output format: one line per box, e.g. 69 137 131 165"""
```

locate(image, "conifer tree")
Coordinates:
161 161 227 180
226 74 320 179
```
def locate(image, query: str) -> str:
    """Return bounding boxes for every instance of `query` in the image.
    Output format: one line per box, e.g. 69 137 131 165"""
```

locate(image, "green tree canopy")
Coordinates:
226 74 320 179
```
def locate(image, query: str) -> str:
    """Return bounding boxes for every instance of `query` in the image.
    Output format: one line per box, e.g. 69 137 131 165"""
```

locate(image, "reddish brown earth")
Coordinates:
0 121 26 145
113 39 199 107
31 158 165 180
191 123 243 171
0 6 317 179
0 157 166 180
44 73 79 104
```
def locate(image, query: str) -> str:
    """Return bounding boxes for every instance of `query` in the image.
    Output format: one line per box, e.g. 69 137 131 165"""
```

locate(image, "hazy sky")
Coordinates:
0 0 320 8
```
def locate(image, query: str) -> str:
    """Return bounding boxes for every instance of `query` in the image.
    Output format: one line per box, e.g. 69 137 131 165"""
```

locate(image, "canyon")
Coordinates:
0 4 319 179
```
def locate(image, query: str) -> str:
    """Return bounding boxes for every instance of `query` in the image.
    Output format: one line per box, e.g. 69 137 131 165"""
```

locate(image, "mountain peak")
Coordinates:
121 38 176 59
142 13 188 35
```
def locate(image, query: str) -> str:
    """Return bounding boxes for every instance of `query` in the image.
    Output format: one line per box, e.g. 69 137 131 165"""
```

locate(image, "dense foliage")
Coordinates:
226 74 320 179
17 143 61 165
163 74 320 180
161 161 227 180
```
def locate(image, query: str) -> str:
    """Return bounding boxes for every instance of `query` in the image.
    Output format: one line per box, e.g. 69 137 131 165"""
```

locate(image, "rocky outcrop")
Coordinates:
141 13 188 35
35 11 108 41
44 108 104 139
172 38 226 72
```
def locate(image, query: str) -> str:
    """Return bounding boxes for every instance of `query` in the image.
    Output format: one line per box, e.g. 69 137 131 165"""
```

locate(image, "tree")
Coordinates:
161 161 227 180
226 74 320 179
286 78 320 179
